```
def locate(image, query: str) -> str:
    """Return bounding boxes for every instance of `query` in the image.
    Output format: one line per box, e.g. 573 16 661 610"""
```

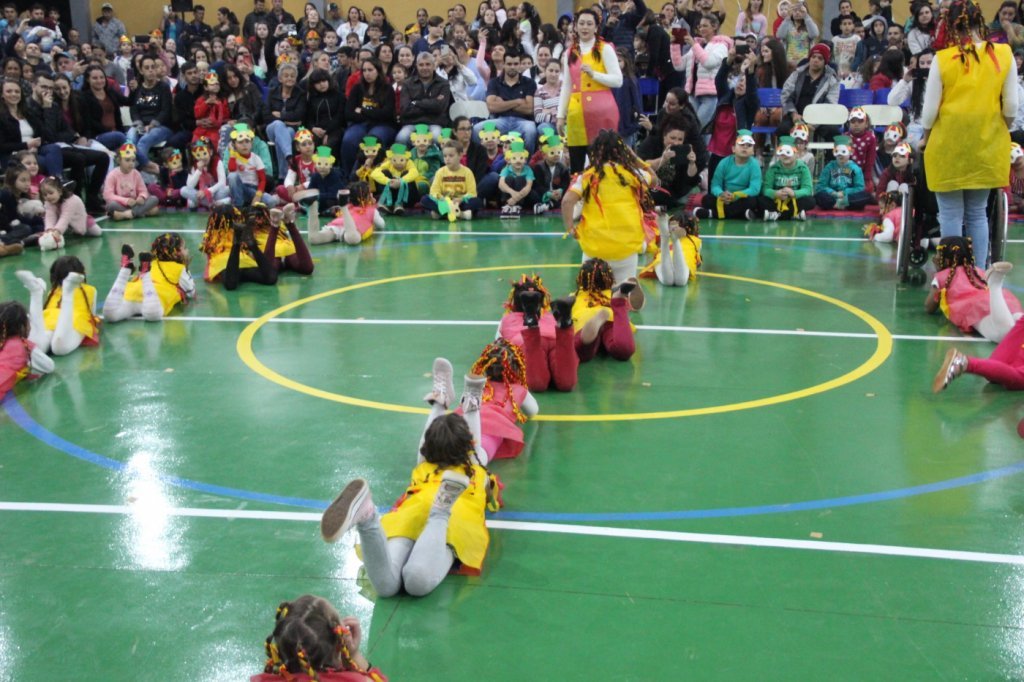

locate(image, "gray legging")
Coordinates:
106 196 159 217
354 400 486 597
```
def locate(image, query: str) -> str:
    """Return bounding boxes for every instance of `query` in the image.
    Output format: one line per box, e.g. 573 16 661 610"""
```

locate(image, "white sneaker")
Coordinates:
460 210 473 220
766 211 780 221
499 205 512 219
533 202 550 215
693 207 712 220
510 205 522 218
425 357 455 408
321 478 375 542
433 470 470 512
461 373 486 413
796 210 807 221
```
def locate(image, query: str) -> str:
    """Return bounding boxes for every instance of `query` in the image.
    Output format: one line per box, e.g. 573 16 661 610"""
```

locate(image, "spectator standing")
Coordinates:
91 3 127 57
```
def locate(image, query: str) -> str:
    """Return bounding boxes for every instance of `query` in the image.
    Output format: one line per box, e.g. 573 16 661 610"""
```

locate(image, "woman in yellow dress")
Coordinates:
320 359 501 597
556 9 623 172
922 0 1018 267
15 256 100 356
103 234 196 322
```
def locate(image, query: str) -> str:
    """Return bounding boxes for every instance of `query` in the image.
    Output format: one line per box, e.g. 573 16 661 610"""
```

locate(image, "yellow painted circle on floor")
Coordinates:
237 265 893 422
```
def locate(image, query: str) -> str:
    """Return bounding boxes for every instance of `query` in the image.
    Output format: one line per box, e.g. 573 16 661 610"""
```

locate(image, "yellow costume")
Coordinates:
204 226 296 280
123 261 188 315
380 462 490 571
571 289 636 333
575 163 651 261
640 235 703 282
565 42 620 147
43 284 100 341
924 42 1013 191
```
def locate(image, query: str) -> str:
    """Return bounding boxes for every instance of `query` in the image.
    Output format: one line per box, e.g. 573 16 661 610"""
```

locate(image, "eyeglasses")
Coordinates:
456 126 472 131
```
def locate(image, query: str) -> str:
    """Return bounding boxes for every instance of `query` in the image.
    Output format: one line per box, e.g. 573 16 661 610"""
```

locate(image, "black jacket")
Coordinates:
173 84 202 133
345 82 395 125
0 110 41 160
26 99 77 145
268 85 307 126
465 141 490 178
399 76 451 126
230 82 267 128
78 87 130 137
130 81 174 128
304 88 345 136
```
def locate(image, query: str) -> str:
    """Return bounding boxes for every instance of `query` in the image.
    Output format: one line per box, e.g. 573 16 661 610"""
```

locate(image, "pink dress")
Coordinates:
455 381 528 459
935 266 1024 332
0 337 33 399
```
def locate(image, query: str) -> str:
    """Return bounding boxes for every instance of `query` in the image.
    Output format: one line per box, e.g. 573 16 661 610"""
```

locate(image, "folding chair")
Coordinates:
861 104 904 131
449 100 491 123
801 103 850 170
638 77 660 117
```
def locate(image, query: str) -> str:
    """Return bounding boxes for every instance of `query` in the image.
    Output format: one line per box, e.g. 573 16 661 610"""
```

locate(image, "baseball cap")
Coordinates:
101 3 113 9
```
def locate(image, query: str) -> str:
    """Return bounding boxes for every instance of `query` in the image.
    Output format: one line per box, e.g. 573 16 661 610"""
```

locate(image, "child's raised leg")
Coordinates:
654 213 674 286
279 205 315 274
418 358 456 463
401 471 464 597
16 270 50 352
138 254 163 321
306 200 337 245
460 373 492 466
102 246 140 322
321 478 411 598
977 262 1018 342
600 295 636 361
669 229 690 284
340 205 363 245
549 298 579 391
49 273 86 356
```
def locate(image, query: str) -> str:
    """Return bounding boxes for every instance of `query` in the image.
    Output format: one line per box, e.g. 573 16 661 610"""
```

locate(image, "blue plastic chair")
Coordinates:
838 87 875 109
751 88 782 149
873 87 892 104
638 77 660 116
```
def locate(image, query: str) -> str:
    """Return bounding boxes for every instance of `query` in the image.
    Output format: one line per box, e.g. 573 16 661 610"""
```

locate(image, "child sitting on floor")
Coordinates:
789 123 816 176
320 360 502 597
38 176 102 251
846 107 877 197
307 182 385 245
863 191 904 243
640 211 702 286
530 129 570 214
103 143 160 220
307 146 347 214
694 130 762 220
814 136 871 211
182 138 229 210
275 127 318 204
227 123 279 207
409 124 443 196
351 136 385 191
498 140 537 218
420 140 480 222
370 143 421 215
757 136 814 221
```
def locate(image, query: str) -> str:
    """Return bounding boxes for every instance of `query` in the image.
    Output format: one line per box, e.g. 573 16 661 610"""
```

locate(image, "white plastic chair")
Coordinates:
861 104 904 128
449 100 491 123
802 103 849 168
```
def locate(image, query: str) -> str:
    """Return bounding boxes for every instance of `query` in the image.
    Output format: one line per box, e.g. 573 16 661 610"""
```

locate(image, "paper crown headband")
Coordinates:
500 131 523 144
313 145 335 162
893 142 913 157
505 140 529 159
230 123 255 141
204 71 219 86
438 127 452 141
791 123 810 141
478 122 501 141
735 129 755 146
294 127 314 145
883 123 906 143
119 35 132 44
775 136 795 158
165 147 182 164
387 143 410 158
847 106 867 122
118 142 137 157
833 135 852 156
410 124 434 143
359 136 381 153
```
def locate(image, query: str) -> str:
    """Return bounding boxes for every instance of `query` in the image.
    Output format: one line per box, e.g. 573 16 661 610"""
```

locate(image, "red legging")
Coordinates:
574 298 635 362
966 316 1024 390
522 325 578 392
275 221 315 275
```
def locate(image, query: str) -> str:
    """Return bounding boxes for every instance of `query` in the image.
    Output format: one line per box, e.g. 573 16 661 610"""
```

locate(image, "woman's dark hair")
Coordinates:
519 2 542 40
307 67 332 89
375 42 393 67
39 176 73 204
3 163 27 191
360 57 384 92
758 37 790 87
877 47 905 79
420 413 475 477
912 1 935 31
537 23 560 48
616 46 636 79
82 64 109 91
0 301 30 347
995 0 1019 23
1 77 26 118
910 48 933 118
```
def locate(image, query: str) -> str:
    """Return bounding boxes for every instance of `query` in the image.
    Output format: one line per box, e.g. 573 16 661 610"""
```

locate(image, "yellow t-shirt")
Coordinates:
430 164 477 198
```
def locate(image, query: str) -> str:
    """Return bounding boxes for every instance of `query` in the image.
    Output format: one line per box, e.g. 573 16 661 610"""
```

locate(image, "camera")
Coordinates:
671 143 692 158
735 43 750 56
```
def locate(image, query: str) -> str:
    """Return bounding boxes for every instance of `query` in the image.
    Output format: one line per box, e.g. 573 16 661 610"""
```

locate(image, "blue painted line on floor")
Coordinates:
8 392 1024 521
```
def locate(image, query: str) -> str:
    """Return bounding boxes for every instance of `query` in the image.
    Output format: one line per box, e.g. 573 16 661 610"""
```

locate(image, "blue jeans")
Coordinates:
127 124 173 167
477 172 501 201
228 173 280 207
472 117 537 150
266 120 296 179
935 188 992 267
36 144 65 177
95 131 127 151
690 94 717 132
341 123 396 178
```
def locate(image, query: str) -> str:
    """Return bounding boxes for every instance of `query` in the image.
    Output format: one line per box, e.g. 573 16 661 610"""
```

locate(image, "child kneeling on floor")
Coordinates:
320 360 502 597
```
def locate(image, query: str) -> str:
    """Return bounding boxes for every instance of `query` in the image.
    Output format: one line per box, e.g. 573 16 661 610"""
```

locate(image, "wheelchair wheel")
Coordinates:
990 189 1009 264
908 246 928 267
896 189 915 282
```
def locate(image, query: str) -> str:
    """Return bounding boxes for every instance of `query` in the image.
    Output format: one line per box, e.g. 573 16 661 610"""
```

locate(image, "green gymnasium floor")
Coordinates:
2 211 1024 680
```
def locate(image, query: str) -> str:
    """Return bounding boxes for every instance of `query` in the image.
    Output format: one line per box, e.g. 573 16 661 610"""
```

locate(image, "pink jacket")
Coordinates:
672 35 733 97
44 194 90 235
103 168 148 205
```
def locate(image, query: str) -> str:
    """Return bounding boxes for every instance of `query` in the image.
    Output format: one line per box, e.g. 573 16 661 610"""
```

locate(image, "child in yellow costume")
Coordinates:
561 130 655 285
102 234 196 322
571 258 642 362
640 211 702 286
320 359 502 596
352 136 384 192
15 256 100 356
370 143 422 215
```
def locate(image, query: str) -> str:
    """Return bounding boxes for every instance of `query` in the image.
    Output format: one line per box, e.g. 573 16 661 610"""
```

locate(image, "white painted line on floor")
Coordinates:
144 316 990 343
1 501 1018 566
